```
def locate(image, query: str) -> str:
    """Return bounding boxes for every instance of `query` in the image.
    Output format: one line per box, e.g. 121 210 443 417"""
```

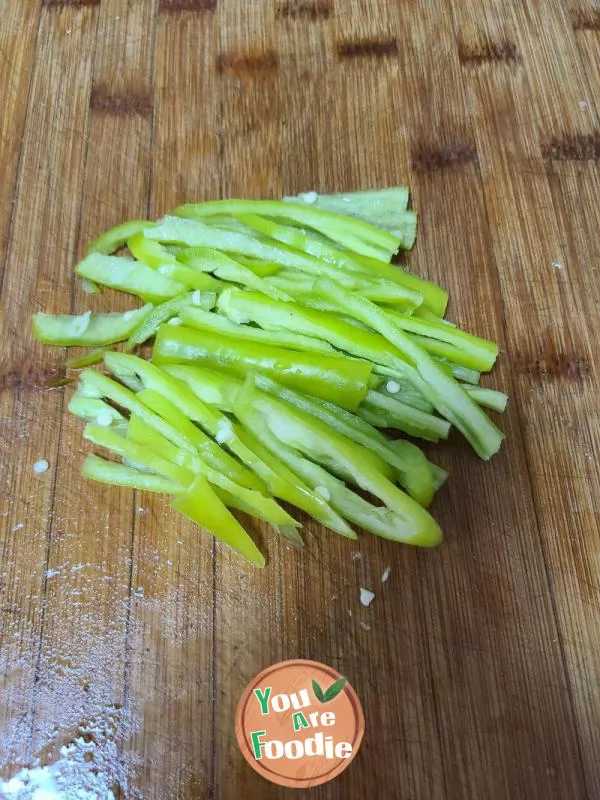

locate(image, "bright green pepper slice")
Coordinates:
125 292 216 351
231 384 442 547
386 308 498 372
87 220 156 256
171 200 400 260
282 187 410 233
156 263 225 292
314 279 504 460
172 474 265 566
81 453 183 494
252 374 435 507
152 324 372 412
363 390 451 442
127 407 297 529
78 368 260 491
157 364 358 538
178 306 338 356
75 253 187 302
127 231 179 268
177 247 291 301
84 422 195 485
33 305 152 346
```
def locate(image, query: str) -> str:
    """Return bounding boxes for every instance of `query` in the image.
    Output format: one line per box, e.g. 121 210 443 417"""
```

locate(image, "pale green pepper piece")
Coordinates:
152 324 372 412
75 253 187 302
87 220 156 255
33 305 152 346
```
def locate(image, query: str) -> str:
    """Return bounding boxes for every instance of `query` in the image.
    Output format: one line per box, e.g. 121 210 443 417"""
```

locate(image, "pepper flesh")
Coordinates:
178 306 338 355
87 220 155 256
171 199 400 260
315 279 504 460
33 305 152 346
251 374 436 507
231 382 442 547
152 324 372 411
75 253 187 302
172 474 265 566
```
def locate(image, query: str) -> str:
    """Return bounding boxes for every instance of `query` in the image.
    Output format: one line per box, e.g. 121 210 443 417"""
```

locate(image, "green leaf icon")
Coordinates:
323 676 348 702
312 679 326 703
312 676 348 703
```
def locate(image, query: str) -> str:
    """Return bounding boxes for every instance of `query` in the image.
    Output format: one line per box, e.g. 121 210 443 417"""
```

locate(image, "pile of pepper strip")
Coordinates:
33 188 507 566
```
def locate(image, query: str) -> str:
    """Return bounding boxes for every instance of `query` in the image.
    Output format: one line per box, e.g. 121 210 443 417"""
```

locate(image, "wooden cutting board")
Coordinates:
1 1 599 798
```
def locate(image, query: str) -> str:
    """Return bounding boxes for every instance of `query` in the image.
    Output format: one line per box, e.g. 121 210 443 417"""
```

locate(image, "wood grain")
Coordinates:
1 1 599 798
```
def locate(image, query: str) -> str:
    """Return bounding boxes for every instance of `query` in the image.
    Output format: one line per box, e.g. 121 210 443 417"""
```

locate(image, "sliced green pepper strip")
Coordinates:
234 257 280 277
152 324 372 412
33 305 153 347
156 263 224 292
212 487 304 548
464 386 508 413
78 368 259 491
66 347 112 369
84 423 195 486
87 220 156 256
363 390 451 442
131 385 264 491
440 361 481 385
172 200 400 260
218 288 436 405
216 288 412 374
232 212 420 296
234 378 442 546
351 253 449 316
253 374 435 507
373 366 434 412
75 253 187 302
177 247 291 301
265 268 421 307
427 460 449 492
127 407 296 528
357 405 395 430
233 392 441 547
412 305 456 327
172 474 265 567
146 217 386 280
386 309 498 372
106 352 314 497
68 391 127 428
283 187 410 232
157 364 358 538
127 231 179 268
178 306 338 356
81 453 183 494
315 279 504 460
125 292 207 350
147 217 315 270
233 211 419 280
159 363 233 409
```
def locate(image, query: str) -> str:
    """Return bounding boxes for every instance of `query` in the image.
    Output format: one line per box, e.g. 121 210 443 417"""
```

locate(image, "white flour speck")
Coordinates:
360 588 375 607
381 566 391 583
552 260 562 270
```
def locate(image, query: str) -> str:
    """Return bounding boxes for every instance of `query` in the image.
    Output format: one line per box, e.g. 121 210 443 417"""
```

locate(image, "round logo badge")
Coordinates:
235 659 364 789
